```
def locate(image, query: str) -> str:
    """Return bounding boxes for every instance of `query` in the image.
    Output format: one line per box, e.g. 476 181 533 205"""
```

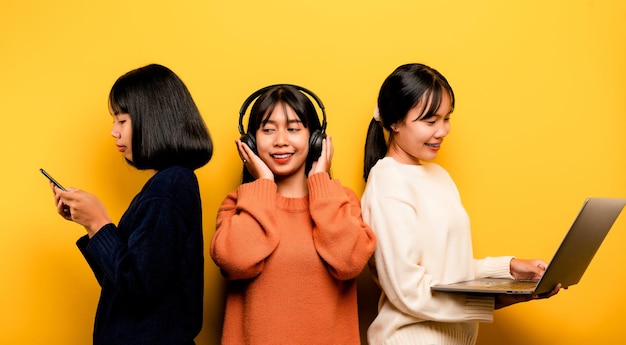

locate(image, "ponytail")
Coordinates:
363 63 454 182
363 118 387 181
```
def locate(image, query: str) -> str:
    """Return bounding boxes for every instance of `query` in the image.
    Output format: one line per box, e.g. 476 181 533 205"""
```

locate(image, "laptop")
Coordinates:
431 197 626 295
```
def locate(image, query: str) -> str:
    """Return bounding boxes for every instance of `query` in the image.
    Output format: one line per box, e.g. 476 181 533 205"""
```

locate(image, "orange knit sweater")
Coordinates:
210 172 376 345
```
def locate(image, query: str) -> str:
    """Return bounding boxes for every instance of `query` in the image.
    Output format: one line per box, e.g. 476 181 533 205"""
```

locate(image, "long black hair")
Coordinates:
363 63 455 181
109 64 213 171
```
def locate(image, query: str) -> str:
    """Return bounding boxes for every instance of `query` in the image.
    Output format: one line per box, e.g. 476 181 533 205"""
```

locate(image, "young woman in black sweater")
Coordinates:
48 64 213 345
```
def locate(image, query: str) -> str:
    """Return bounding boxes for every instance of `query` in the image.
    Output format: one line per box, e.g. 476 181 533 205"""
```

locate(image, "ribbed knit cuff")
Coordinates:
238 178 277 206
86 223 118 258
307 172 343 201
465 294 495 322
481 256 515 278
76 234 90 251
383 321 480 345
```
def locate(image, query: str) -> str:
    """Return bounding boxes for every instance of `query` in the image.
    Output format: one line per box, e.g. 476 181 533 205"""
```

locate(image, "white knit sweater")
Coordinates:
361 157 514 345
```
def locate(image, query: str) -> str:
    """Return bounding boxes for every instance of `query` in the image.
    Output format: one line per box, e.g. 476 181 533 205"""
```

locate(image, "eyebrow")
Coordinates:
263 118 303 126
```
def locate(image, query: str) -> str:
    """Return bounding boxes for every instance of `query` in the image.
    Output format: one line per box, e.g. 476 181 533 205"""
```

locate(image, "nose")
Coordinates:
435 122 450 139
274 128 288 146
111 126 120 139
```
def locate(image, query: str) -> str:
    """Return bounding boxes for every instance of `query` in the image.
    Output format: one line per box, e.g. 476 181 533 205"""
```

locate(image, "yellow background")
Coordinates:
2 1 625 344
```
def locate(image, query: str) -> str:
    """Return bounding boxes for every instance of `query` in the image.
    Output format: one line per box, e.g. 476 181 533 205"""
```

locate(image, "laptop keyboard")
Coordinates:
468 279 538 290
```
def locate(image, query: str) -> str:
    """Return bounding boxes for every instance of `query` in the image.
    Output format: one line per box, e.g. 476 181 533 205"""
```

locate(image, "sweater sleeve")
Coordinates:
307 172 377 281
367 194 495 323
77 233 106 286
363 161 499 323
82 196 190 301
474 256 515 279
210 178 280 280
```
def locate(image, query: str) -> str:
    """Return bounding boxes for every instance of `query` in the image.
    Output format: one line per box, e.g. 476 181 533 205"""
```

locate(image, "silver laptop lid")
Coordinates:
534 197 626 294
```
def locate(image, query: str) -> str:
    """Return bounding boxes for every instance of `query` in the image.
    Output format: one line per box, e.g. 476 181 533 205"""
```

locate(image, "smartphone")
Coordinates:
40 168 67 191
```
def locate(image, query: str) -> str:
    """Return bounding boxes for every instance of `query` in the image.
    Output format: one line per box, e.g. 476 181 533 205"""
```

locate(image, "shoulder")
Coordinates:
155 165 196 179
364 159 411 200
422 161 452 179
152 166 197 185
144 166 199 199
363 159 454 198
366 158 427 186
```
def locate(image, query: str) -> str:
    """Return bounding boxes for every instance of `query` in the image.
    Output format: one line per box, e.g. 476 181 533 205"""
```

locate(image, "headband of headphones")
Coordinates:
237 84 327 136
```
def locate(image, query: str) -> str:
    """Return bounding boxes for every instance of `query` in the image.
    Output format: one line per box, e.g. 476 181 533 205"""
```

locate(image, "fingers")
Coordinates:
61 206 72 220
236 140 249 164
324 135 333 163
56 195 72 220
512 258 549 280
236 139 258 165
235 139 273 180
325 135 333 158
55 188 83 221
530 260 548 278
533 259 548 271
49 181 58 194
311 136 332 175
536 283 562 299
309 161 318 175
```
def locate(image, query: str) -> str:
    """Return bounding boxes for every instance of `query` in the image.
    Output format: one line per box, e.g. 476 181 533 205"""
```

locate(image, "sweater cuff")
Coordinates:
86 223 119 258
482 256 515 279
238 178 277 205
307 172 343 201
465 295 495 323
76 234 90 251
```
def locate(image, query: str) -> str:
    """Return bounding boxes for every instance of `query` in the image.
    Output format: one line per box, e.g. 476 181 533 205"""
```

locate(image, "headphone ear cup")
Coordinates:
240 133 257 155
308 130 326 160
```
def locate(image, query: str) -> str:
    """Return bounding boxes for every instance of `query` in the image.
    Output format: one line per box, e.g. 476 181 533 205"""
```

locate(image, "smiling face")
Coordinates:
255 102 310 181
110 111 133 162
387 90 452 165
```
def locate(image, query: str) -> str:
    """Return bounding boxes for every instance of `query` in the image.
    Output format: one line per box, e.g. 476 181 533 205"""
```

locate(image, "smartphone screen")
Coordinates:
40 168 67 191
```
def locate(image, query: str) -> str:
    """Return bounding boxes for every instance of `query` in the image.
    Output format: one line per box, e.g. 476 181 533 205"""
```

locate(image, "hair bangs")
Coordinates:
249 86 317 133
109 85 130 116
413 87 445 121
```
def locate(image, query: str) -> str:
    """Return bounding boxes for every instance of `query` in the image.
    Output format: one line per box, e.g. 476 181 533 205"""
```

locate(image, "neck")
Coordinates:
275 172 308 198
387 144 422 165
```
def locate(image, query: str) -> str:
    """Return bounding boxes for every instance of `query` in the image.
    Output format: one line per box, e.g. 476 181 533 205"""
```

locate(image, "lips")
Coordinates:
116 145 126 152
271 153 294 159
425 143 441 151
270 153 294 163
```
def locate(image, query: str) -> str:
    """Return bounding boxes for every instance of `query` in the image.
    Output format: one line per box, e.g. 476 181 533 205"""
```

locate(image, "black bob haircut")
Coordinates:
109 64 213 171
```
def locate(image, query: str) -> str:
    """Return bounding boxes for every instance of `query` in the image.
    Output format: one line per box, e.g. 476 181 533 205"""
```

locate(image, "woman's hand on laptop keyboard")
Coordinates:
510 258 547 280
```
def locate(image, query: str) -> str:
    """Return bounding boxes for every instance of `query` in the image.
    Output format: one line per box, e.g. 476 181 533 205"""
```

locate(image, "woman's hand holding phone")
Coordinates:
41 168 112 237
41 168 71 219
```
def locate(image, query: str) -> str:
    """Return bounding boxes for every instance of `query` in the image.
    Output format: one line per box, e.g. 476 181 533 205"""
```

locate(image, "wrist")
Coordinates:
509 257 518 275
86 219 111 238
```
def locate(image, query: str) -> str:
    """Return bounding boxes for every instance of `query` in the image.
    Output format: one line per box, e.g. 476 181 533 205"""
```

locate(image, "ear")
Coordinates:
391 123 400 132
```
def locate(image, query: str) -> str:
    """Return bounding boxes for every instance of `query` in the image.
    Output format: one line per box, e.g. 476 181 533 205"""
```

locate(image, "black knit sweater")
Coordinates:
77 166 204 345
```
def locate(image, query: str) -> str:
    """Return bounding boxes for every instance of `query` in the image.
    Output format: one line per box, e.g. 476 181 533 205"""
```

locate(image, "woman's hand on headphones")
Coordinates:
236 139 274 181
309 135 333 177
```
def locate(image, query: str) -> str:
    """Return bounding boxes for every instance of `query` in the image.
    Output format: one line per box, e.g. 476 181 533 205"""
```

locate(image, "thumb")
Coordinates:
309 161 319 176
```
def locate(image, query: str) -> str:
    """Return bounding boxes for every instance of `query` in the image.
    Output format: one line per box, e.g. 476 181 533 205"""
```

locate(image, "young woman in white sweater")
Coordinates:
360 63 561 345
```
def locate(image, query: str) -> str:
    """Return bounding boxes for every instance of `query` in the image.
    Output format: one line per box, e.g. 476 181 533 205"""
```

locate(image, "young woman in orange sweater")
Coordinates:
210 84 376 345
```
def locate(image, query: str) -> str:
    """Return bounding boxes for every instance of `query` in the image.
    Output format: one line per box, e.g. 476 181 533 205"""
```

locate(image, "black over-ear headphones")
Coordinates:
238 84 327 160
